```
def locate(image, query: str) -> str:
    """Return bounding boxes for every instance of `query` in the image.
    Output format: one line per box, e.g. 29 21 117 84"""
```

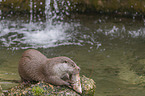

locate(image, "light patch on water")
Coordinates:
105 26 119 36
0 0 80 49
0 82 13 84
118 65 145 88
100 25 145 38
22 23 72 48
129 28 145 38
0 20 77 49
0 17 144 50
118 65 139 84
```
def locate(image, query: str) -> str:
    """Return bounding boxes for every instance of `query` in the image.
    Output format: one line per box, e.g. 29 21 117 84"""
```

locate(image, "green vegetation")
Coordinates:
81 75 96 95
32 86 45 96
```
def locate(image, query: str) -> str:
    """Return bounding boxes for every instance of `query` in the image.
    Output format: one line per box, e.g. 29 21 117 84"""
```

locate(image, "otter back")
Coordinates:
18 49 47 81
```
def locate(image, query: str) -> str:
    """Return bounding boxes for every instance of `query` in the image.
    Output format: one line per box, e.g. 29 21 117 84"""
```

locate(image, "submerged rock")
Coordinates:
3 75 96 96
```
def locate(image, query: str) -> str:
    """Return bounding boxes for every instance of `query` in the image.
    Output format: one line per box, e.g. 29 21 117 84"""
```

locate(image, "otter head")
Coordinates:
50 56 80 75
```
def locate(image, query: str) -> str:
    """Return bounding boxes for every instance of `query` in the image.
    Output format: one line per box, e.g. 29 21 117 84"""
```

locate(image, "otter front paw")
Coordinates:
64 82 70 86
64 81 72 88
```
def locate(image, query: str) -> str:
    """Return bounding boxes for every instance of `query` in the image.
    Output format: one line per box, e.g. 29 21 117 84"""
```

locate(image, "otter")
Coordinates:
18 49 80 87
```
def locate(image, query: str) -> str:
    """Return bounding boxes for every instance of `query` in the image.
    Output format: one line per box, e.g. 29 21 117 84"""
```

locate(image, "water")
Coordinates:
0 0 76 49
1 0 145 96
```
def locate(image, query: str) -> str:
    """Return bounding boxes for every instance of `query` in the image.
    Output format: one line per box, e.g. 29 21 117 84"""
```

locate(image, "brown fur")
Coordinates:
18 49 80 86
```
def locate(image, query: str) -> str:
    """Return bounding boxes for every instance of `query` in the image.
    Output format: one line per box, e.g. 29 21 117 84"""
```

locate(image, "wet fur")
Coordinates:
18 49 80 87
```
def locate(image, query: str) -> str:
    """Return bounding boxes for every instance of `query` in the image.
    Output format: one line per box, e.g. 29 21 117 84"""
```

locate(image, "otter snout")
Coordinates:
73 66 80 74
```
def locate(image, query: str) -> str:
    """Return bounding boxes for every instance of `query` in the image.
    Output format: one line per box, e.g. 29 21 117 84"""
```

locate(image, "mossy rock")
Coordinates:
2 75 96 96
81 75 96 95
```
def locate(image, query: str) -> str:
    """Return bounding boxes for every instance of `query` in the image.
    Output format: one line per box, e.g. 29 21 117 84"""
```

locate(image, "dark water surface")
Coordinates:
0 14 145 96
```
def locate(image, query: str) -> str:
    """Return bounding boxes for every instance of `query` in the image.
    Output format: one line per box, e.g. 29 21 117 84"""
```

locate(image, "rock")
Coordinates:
81 75 96 95
3 76 96 96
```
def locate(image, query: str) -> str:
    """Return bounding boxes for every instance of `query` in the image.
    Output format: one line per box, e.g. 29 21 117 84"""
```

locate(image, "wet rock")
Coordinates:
81 75 96 96
4 75 96 96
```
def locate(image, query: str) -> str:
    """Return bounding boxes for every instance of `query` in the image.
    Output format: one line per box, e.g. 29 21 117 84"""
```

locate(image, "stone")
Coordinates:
3 75 96 96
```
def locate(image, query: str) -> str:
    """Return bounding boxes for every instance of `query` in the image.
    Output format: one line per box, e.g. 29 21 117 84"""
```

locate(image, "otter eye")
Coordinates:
64 60 67 63
72 64 75 67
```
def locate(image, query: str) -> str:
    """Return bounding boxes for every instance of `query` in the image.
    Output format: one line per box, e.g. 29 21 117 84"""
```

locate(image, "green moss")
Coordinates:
32 86 45 96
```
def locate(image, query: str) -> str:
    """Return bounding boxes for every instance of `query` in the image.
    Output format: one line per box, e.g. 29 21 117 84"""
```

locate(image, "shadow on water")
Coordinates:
0 0 145 96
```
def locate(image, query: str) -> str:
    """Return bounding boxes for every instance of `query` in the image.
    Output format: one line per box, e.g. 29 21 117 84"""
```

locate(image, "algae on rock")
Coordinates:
81 75 96 95
3 75 96 96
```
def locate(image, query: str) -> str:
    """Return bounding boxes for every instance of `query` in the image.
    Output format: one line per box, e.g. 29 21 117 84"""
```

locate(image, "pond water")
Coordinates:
0 13 145 96
1 1 145 95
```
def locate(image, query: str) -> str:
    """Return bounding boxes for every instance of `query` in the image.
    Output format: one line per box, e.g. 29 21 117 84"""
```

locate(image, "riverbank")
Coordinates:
0 0 145 16
74 0 145 15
